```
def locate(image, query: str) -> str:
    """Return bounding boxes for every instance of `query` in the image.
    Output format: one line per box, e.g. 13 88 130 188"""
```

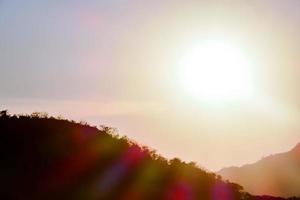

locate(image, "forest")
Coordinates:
1 110 299 200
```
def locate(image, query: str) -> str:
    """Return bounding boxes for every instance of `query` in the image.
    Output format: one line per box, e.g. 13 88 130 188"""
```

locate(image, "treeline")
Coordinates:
0 111 299 200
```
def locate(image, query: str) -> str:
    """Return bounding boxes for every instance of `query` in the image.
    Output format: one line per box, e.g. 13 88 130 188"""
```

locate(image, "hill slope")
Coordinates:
0 112 296 200
218 144 300 198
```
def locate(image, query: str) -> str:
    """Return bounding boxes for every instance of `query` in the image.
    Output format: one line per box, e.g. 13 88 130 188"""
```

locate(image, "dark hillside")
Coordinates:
0 111 297 200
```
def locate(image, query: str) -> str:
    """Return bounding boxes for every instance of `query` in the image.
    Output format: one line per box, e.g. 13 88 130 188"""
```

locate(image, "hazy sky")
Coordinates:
1 0 300 171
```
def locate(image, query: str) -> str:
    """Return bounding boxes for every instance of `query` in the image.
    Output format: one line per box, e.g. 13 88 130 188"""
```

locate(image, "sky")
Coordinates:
1 0 300 171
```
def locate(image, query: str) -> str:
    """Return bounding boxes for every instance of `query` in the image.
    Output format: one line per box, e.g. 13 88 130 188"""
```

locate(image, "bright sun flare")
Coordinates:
179 40 255 103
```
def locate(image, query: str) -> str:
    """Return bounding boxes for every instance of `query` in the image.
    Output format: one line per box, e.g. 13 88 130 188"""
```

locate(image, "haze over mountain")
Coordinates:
1 1 300 199
218 143 300 198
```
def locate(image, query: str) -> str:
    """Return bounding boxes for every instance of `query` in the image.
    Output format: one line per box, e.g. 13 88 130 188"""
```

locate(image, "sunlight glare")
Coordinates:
179 40 255 103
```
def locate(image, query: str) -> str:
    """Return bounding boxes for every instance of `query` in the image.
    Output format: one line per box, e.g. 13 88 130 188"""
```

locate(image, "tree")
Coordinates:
0 110 8 117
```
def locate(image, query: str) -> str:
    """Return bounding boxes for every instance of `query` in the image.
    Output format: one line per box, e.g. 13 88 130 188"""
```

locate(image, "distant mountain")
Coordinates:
218 143 300 198
0 111 297 200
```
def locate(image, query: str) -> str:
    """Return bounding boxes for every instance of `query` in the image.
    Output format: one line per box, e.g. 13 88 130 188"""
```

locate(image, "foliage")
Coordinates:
0 111 298 200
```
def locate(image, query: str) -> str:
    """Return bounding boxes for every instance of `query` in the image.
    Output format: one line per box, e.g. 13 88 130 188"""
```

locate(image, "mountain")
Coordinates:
0 111 297 200
218 143 300 198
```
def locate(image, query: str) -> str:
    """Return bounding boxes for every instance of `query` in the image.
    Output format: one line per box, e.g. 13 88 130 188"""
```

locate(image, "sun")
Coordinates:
179 40 255 103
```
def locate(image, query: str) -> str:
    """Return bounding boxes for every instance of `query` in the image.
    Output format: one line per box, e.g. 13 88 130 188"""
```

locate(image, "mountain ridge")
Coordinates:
291 142 300 154
218 143 300 198
1 111 298 200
